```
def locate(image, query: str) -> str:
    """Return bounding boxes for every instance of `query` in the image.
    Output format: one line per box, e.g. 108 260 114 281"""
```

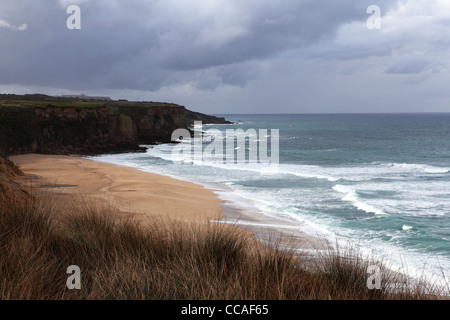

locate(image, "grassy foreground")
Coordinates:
1 183 446 300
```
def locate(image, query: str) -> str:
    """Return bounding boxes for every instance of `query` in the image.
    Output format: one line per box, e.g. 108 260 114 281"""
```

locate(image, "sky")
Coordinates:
1 0 450 114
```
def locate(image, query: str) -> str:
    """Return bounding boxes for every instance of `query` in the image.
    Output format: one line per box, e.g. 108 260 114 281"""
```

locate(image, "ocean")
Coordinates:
86 113 450 286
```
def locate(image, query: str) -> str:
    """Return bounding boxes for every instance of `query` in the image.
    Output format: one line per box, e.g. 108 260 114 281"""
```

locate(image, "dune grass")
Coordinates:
0 186 446 300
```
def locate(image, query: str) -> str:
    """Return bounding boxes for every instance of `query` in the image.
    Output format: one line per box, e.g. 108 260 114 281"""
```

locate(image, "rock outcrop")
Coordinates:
0 103 184 156
0 95 230 157
185 109 233 125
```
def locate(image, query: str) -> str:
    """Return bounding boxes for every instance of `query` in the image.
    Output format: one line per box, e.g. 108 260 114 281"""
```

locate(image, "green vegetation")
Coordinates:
0 94 182 111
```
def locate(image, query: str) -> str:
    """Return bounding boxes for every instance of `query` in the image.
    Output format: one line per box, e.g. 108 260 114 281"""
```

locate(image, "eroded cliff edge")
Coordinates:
0 94 231 156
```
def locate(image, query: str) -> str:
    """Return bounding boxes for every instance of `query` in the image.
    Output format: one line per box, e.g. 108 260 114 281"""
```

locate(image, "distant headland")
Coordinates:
0 93 232 157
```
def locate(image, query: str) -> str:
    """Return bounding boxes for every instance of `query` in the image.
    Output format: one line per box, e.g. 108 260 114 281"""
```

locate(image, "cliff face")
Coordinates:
0 96 232 157
0 100 186 156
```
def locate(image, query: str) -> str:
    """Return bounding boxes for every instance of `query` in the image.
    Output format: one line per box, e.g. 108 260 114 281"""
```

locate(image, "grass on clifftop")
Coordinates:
0 97 182 110
1 183 447 300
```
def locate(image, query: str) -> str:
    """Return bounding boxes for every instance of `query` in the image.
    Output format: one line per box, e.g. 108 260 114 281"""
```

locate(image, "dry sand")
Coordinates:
10 154 223 224
10 153 326 251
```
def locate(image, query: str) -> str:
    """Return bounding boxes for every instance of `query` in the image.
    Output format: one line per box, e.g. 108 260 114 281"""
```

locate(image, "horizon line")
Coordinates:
212 112 450 115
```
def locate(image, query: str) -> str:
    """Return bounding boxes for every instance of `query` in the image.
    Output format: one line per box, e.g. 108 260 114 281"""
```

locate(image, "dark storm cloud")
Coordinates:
0 1 155 89
0 0 397 91
1 0 450 113
155 0 397 71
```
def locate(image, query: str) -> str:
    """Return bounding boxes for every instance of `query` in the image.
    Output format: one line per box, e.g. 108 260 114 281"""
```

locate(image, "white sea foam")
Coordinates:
138 145 450 183
384 163 450 174
156 144 340 181
85 145 450 290
332 185 387 215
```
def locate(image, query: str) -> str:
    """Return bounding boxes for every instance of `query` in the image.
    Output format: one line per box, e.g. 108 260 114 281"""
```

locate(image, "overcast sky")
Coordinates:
1 0 449 114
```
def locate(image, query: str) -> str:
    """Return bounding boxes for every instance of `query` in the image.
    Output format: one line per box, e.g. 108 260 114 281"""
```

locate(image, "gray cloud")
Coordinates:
1 0 449 113
0 19 27 31
385 53 434 75
0 1 393 89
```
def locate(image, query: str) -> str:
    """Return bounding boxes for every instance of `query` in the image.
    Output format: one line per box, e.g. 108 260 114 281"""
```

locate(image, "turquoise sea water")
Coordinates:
88 113 450 285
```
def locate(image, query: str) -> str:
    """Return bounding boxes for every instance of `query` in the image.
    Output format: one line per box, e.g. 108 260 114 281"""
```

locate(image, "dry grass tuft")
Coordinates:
0 185 445 300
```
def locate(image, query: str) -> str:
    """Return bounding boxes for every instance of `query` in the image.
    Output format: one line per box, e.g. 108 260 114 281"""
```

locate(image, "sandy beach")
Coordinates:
10 153 325 251
10 154 223 224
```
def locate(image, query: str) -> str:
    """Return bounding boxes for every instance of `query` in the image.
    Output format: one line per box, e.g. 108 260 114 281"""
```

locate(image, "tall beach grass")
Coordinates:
0 183 447 300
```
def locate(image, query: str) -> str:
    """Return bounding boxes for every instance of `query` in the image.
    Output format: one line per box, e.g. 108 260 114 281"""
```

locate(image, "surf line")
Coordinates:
171 121 280 168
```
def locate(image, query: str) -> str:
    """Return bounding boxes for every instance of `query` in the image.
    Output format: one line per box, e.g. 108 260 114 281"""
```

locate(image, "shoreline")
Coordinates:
10 153 326 252
217 199 329 251
7 153 449 297
10 154 223 225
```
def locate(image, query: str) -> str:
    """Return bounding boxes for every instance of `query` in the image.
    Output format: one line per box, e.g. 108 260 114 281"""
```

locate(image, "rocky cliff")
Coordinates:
0 95 230 156
185 109 233 125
